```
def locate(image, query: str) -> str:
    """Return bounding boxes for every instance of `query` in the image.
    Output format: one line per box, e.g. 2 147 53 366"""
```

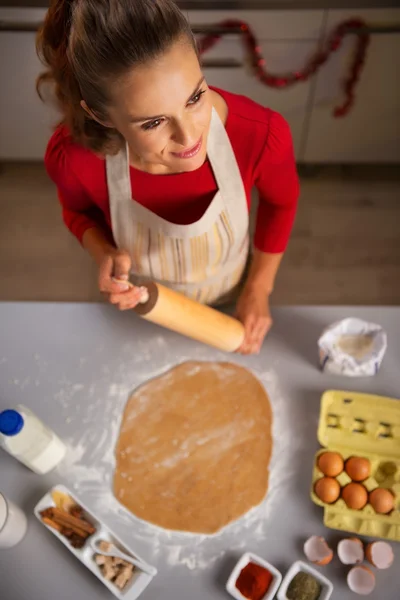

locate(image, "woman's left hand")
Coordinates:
235 286 272 354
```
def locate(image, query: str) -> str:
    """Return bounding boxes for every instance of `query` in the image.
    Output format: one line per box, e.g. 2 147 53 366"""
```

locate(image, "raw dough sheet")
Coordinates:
114 361 272 534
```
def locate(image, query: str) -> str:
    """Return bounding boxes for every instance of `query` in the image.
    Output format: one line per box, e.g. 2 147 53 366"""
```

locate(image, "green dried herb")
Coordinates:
287 571 322 600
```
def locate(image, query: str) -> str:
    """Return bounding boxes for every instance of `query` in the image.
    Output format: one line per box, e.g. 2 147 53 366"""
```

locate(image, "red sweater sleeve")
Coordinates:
253 111 299 253
45 128 109 244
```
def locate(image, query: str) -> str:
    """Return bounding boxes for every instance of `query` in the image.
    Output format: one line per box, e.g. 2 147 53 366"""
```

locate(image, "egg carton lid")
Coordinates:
318 391 400 458
323 503 400 542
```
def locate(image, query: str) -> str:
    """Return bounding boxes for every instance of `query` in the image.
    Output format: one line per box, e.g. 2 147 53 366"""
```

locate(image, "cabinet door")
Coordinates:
0 29 58 160
190 9 324 160
186 9 324 41
202 39 318 159
0 8 58 160
304 9 400 163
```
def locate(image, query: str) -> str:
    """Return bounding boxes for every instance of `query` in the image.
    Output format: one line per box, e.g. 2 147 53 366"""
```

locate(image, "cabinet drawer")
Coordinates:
186 9 324 41
304 9 400 163
0 31 58 160
204 39 317 158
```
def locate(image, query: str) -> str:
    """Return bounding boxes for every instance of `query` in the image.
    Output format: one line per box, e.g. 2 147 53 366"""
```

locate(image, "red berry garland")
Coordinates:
198 19 370 117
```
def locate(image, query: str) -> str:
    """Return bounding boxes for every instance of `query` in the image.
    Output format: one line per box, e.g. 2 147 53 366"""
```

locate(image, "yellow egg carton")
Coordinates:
310 390 400 541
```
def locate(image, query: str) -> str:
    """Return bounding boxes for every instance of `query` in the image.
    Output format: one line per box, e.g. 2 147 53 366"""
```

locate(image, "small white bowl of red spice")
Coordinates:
226 552 282 600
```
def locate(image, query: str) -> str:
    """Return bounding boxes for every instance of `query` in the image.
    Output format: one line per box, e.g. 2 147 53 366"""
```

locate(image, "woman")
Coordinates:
37 0 299 354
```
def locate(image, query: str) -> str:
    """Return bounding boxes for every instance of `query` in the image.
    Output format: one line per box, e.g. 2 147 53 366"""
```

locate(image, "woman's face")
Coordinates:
108 38 213 174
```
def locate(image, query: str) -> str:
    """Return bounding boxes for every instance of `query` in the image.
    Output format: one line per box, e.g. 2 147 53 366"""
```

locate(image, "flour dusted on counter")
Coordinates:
55 338 294 571
318 318 387 376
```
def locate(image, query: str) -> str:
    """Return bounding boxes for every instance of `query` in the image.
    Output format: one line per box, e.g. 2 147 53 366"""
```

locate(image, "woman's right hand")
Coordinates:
98 249 143 310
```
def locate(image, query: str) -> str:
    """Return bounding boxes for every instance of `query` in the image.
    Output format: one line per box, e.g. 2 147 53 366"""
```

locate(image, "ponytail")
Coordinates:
36 0 195 154
36 0 92 149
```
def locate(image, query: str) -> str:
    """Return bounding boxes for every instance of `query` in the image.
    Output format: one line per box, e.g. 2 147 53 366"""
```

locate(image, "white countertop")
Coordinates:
0 303 399 599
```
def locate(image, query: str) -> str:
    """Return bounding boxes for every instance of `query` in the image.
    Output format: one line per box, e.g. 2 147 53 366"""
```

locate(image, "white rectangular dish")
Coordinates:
277 560 333 600
226 552 282 600
34 484 156 600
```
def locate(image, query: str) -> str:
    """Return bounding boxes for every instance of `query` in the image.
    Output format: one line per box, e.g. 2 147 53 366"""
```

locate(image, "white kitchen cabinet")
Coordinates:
0 9 58 160
0 30 58 160
186 9 324 40
188 9 325 159
202 38 319 158
0 7 325 161
304 9 400 163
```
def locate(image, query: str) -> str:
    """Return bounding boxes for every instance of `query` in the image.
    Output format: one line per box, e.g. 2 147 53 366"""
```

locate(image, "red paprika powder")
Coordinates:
235 561 273 600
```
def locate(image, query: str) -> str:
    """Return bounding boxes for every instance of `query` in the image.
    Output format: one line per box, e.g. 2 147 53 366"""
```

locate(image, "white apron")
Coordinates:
106 108 249 305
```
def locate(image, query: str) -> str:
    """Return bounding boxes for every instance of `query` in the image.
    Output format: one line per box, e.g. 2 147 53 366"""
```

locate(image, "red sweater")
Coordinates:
45 88 299 253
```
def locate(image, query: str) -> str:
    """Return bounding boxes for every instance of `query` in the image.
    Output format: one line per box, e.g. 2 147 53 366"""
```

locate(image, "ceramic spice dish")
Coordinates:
226 552 282 600
34 484 156 599
277 560 333 600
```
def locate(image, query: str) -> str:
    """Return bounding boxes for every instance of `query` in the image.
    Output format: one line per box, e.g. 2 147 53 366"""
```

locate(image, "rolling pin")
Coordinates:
116 279 245 352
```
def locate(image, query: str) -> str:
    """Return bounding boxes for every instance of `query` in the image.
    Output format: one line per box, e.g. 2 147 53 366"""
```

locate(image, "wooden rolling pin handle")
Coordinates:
132 282 245 353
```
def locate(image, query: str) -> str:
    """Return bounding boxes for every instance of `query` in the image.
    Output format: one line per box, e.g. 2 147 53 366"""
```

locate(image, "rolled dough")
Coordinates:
113 361 272 534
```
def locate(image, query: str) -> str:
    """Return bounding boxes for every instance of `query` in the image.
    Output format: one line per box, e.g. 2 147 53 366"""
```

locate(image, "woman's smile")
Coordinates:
171 136 202 159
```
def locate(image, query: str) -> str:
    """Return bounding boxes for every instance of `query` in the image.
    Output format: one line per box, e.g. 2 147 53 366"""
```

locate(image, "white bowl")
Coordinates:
277 560 333 600
34 484 156 600
226 552 282 600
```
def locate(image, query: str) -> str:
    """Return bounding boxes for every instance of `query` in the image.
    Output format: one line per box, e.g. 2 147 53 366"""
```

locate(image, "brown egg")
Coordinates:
345 456 371 482
342 483 368 510
317 452 344 477
315 477 341 504
369 488 395 514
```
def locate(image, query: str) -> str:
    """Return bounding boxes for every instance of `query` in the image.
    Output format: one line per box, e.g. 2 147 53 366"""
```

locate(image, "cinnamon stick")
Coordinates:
42 516 88 547
42 516 63 533
41 507 96 535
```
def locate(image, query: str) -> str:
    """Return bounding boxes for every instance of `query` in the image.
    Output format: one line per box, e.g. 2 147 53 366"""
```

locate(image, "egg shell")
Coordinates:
369 488 395 515
365 541 394 569
317 452 344 477
345 457 371 482
314 477 341 504
341 483 368 510
347 566 376 595
337 538 364 565
304 536 333 566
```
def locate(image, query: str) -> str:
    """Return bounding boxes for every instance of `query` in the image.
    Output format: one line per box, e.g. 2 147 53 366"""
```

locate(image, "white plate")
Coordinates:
34 484 156 600
226 552 282 600
277 560 333 600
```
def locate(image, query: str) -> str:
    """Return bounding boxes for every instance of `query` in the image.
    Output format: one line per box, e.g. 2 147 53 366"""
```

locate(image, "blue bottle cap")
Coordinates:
0 409 24 436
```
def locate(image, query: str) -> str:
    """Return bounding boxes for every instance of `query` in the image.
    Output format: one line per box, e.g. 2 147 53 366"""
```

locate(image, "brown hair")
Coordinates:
36 0 195 154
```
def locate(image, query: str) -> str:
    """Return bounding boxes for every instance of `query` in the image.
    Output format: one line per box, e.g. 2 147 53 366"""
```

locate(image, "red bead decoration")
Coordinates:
198 18 370 117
